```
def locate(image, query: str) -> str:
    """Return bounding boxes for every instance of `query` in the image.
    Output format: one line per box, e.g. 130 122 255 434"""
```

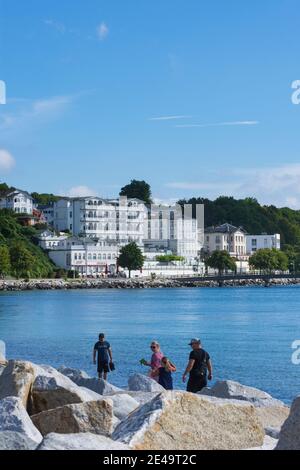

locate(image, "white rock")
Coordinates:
58 366 123 396
38 432 130 450
200 380 285 407
30 364 102 414
0 360 35 407
276 396 300 450
128 374 165 393
106 393 139 420
113 391 265 450
126 391 161 407
247 435 278 450
0 431 40 450
0 397 42 449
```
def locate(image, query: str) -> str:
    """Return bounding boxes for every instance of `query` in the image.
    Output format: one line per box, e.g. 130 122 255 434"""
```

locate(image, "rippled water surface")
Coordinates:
0 286 299 403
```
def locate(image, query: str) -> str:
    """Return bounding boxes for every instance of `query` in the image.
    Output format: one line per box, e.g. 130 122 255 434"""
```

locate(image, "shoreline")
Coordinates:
1 277 300 291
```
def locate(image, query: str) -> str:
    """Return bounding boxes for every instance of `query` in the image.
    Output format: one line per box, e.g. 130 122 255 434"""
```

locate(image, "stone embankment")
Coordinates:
0 357 297 450
1 277 300 291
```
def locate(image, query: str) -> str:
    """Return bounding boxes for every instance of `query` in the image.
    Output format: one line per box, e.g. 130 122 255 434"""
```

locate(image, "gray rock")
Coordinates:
0 431 40 450
265 426 280 439
128 374 165 393
0 397 42 449
38 432 130 450
106 393 139 420
276 396 300 450
30 364 102 414
0 360 36 407
199 380 284 407
31 399 113 436
58 366 123 396
113 391 265 450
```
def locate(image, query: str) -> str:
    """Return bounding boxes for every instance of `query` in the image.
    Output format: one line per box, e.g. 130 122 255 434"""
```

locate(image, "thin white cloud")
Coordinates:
166 163 300 209
0 94 76 132
97 22 109 41
62 186 99 198
44 19 66 34
0 149 15 171
175 121 259 128
149 115 192 121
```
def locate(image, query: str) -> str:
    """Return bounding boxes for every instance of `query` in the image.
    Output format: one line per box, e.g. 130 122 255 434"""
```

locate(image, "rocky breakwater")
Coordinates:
0 358 297 450
1 277 300 291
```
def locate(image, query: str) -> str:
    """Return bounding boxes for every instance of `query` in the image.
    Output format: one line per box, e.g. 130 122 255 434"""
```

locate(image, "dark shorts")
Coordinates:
98 361 109 374
187 375 207 393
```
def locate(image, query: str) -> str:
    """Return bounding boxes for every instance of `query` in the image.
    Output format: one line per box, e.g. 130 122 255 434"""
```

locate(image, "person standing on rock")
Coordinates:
182 338 213 393
140 340 164 381
152 357 176 390
93 333 113 380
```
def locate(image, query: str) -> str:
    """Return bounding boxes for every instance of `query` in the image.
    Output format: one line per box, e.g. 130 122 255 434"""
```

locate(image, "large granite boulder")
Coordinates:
0 397 42 450
31 399 113 436
30 364 102 414
199 380 285 407
128 374 165 393
107 393 139 420
255 405 290 438
113 392 265 450
276 396 300 450
0 360 35 408
58 366 123 396
38 432 130 450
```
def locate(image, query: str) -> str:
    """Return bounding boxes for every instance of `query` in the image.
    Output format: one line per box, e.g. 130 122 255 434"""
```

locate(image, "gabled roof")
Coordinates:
205 223 246 234
1 188 33 200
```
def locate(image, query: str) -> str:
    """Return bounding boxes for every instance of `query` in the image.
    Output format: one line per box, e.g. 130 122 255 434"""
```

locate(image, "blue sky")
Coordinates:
1 0 300 207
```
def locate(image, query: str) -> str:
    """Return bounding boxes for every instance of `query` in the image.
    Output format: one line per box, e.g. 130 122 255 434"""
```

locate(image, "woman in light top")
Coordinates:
140 341 164 381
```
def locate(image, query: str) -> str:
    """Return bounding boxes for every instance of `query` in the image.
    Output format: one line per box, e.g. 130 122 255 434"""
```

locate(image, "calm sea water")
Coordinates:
0 287 299 403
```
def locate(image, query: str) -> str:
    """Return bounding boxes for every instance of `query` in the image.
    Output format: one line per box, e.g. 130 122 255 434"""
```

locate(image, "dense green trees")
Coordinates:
155 254 184 263
178 196 300 247
118 242 144 278
31 192 60 206
0 245 11 277
205 250 237 274
249 249 289 273
120 180 152 204
0 210 54 278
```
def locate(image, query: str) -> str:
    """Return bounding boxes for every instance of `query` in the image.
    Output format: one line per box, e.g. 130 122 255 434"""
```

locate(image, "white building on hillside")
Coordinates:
37 230 68 250
246 233 281 254
48 236 119 277
52 196 146 246
204 223 247 258
144 204 199 261
0 189 34 214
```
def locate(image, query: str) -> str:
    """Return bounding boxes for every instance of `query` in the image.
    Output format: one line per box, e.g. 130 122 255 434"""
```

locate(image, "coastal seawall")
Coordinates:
1 278 300 291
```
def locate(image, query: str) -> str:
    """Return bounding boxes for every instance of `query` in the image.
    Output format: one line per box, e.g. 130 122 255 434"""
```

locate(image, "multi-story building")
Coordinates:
0 189 34 214
246 233 281 254
47 236 119 277
204 223 247 258
38 230 68 250
38 205 54 226
52 196 146 247
144 204 199 260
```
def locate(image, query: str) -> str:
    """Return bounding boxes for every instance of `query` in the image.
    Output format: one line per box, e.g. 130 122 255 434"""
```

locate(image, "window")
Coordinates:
252 239 257 246
93 253 97 260
70 212 72 218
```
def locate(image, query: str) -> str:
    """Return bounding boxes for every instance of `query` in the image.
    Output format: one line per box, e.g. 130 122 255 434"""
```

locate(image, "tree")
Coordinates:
9 241 35 278
120 180 152 204
31 192 59 206
205 250 237 275
156 254 184 263
249 248 287 273
118 242 144 278
0 245 11 277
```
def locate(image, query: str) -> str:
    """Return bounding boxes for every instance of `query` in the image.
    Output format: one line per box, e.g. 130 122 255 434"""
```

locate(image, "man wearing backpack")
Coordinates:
182 338 213 393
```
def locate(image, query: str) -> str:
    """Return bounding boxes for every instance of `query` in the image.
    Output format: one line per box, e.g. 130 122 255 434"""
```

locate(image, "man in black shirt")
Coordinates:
182 338 213 393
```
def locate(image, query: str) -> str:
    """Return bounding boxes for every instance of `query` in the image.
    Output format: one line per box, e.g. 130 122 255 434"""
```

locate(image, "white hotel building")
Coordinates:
0 189 34 214
52 197 146 247
246 233 281 254
48 236 119 277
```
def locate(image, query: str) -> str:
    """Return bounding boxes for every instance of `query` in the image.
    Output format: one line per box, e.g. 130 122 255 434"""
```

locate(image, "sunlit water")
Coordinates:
0 286 299 403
